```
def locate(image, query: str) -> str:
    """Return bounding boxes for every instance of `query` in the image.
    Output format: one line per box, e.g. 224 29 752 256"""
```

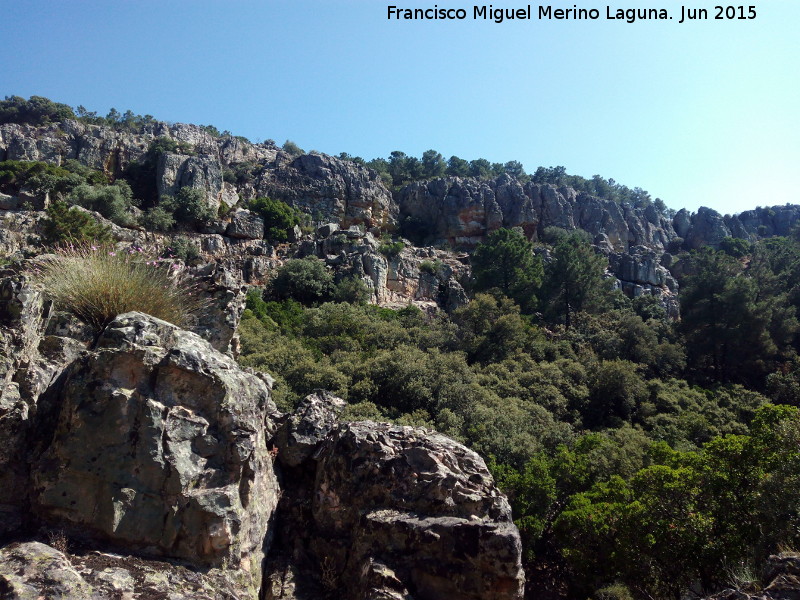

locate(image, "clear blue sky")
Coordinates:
2 0 798 215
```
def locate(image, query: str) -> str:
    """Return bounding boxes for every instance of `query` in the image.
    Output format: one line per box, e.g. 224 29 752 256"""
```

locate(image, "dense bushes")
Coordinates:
0 159 107 198
159 187 215 227
248 197 303 242
265 257 370 306
553 405 800 598
70 181 138 226
0 95 76 125
40 201 113 245
236 227 800 599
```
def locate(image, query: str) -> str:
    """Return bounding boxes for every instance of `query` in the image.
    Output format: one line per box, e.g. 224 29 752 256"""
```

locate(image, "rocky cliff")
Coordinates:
0 121 395 229
397 174 676 252
4 118 799 315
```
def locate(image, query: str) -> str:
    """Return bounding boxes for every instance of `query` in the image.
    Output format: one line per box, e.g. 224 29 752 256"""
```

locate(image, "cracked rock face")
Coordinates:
256 153 397 229
31 312 280 575
396 176 677 252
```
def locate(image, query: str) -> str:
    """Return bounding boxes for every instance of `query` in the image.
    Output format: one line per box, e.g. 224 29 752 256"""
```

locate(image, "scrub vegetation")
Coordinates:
239 227 800 599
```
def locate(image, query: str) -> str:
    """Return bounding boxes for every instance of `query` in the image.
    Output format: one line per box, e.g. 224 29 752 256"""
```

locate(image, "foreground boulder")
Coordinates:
31 312 280 581
270 393 525 600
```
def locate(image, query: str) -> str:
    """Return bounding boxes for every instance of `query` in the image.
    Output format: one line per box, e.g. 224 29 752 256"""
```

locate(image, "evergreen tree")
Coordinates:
471 227 542 312
543 232 611 327
680 248 797 386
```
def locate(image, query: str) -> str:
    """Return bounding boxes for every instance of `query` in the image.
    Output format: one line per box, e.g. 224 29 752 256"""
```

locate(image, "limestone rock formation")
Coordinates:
226 208 265 240
608 245 680 317
31 312 281 575
678 206 732 250
157 152 225 212
256 152 397 229
311 422 524 599
0 121 396 230
397 176 676 252
273 390 346 468
271 393 525 600
0 272 87 537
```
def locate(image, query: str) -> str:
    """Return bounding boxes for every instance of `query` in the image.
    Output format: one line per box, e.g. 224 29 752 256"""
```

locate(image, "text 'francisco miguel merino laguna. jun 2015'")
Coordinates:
386 4 758 24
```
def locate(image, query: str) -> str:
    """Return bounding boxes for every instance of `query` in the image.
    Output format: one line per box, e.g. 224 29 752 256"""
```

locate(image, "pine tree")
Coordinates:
543 232 611 328
471 228 543 312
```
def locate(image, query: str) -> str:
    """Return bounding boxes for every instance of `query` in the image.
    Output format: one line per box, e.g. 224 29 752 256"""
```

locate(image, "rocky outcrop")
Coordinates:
270 393 525 600
310 224 471 310
676 206 732 250
256 152 397 229
3 118 800 257
158 152 225 212
608 245 680 317
0 121 396 229
0 272 86 537
727 205 800 241
32 312 281 575
0 120 275 174
226 208 265 240
397 176 677 252
0 282 524 600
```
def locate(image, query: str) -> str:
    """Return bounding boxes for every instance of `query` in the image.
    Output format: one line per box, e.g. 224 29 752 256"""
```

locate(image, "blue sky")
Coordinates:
2 0 798 215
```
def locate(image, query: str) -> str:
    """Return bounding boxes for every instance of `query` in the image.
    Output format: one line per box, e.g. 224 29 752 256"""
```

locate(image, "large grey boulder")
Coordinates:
31 312 280 576
157 152 224 213
274 391 345 468
609 246 675 287
0 274 84 537
226 208 265 240
274 417 525 600
684 206 731 249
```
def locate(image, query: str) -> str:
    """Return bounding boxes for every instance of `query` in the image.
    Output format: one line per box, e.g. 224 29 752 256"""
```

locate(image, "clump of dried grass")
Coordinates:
32 243 207 330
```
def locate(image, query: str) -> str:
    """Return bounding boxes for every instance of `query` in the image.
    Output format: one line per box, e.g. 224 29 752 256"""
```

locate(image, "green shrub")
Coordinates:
41 201 113 245
720 236 752 258
378 240 405 257
282 140 304 157
31 244 206 329
160 236 200 262
161 187 216 226
69 181 137 226
0 160 106 198
139 206 176 231
248 197 303 242
269 258 334 305
419 260 439 275
333 277 371 304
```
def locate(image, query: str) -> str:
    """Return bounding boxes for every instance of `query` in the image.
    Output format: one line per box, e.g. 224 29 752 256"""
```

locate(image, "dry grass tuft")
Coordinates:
32 243 207 330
